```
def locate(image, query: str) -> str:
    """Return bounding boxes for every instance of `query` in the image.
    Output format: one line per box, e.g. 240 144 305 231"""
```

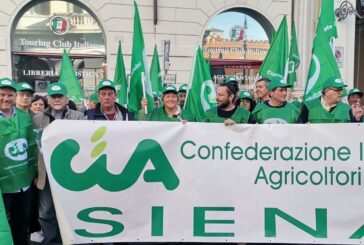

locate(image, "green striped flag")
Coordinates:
184 46 216 122
150 45 164 94
0 189 13 245
258 16 289 81
114 41 128 106
128 1 154 114
58 49 84 103
287 22 300 87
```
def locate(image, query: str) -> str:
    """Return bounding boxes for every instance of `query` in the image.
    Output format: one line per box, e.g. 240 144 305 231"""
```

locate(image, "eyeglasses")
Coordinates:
328 87 343 93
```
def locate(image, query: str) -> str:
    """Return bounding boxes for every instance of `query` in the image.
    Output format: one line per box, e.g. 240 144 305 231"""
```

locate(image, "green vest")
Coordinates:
143 107 196 122
0 109 37 193
204 106 250 123
252 102 300 124
304 98 350 123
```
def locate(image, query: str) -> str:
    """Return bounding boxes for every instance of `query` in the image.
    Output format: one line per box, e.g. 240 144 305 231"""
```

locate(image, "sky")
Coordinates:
206 12 268 41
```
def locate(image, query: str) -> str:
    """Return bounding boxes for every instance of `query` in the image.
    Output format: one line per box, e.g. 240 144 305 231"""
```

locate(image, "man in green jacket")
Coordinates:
204 83 250 125
0 77 37 245
252 78 300 124
300 77 363 123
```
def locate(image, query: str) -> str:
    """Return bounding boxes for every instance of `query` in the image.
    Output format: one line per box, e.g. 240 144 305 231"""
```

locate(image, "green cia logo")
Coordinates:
50 127 179 192
4 138 28 161
50 16 69 35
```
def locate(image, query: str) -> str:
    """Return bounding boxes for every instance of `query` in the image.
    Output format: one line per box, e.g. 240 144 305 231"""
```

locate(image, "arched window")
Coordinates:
203 8 273 88
11 0 106 95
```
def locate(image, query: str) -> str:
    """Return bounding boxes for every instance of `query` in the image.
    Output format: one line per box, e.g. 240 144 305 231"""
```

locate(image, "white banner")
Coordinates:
42 121 364 244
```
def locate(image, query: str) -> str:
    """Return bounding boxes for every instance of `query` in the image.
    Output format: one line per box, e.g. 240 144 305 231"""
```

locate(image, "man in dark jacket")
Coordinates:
85 80 134 121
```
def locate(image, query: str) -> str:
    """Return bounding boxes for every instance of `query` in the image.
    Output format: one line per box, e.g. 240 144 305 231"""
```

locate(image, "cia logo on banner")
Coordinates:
4 138 28 161
50 16 69 35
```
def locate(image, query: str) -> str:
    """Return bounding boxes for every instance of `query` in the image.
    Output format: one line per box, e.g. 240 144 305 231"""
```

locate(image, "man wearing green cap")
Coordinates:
15 82 34 113
85 79 134 121
33 82 84 244
204 83 250 125
252 78 300 124
347 88 363 122
178 84 188 108
140 84 195 122
0 77 37 245
300 77 363 123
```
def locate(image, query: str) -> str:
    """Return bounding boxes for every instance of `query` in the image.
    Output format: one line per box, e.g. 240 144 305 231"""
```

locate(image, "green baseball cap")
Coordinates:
98 80 116 91
268 77 291 91
48 83 67 96
239 90 253 100
348 88 363 97
322 77 347 90
0 78 16 91
153 91 162 98
162 84 178 94
89 92 99 103
178 84 188 92
16 82 34 93
224 76 238 84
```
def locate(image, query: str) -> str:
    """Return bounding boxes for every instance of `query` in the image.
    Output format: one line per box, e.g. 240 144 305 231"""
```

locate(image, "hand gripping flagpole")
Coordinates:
141 72 148 114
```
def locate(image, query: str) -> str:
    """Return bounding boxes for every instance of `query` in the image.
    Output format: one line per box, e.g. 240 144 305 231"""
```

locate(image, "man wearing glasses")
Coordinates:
300 77 363 123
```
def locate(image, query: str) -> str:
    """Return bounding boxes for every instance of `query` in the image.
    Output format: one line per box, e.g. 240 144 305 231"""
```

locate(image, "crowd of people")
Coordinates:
0 75 363 245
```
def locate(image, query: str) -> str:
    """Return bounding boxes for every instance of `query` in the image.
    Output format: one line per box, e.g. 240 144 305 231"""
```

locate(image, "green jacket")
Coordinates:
140 106 196 122
304 98 350 123
0 108 37 193
252 102 301 124
204 106 250 123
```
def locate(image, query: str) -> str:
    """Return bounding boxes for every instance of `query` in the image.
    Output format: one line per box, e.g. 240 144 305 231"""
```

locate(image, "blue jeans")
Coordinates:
39 178 62 245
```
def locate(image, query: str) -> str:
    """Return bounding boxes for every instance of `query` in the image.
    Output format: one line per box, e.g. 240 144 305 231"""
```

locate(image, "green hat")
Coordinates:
162 84 178 94
224 76 238 84
178 84 188 92
0 78 16 91
268 77 292 91
239 90 253 100
16 82 34 93
48 83 67 96
348 88 363 97
89 92 99 103
322 77 347 90
98 80 115 91
153 91 162 98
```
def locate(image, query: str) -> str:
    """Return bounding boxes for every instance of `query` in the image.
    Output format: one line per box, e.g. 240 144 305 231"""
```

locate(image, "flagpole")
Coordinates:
141 72 147 114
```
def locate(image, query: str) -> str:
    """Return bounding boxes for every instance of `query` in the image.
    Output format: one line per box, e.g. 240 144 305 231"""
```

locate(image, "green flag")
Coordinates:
303 20 342 102
128 1 154 114
58 49 84 103
114 41 128 106
0 189 13 245
287 22 300 86
258 16 288 81
184 46 217 122
318 0 338 42
150 45 164 94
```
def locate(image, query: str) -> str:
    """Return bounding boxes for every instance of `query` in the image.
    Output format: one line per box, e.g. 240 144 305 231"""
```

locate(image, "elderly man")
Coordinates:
15 82 34 113
33 83 84 244
301 77 363 123
0 78 37 245
204 83 250 125
252 78 300 124
85 80 134 120
347 88 363 122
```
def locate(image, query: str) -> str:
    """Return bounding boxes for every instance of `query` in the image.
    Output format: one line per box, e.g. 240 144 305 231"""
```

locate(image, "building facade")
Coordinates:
0 0 359 98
